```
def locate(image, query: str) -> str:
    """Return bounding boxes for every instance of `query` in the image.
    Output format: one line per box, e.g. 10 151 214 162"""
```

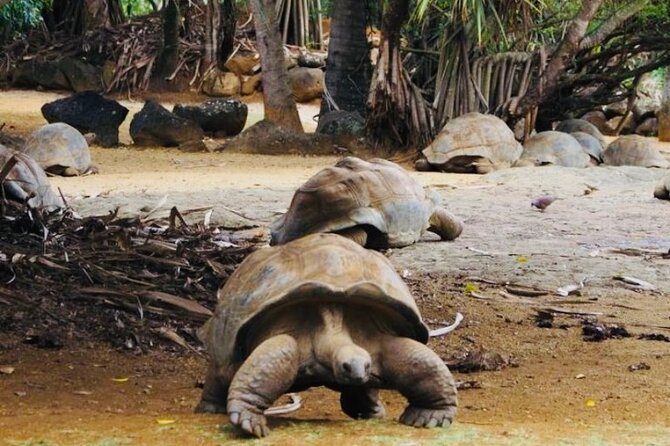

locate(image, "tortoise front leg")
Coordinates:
380 337 457 428
227 334 300 437
340 386 385 420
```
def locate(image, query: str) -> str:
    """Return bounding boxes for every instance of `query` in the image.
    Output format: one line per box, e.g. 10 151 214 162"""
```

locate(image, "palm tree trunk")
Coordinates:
366 0 431 151
513 0 604 122
251 0 303 132
319 0 370 116
659 68 670 142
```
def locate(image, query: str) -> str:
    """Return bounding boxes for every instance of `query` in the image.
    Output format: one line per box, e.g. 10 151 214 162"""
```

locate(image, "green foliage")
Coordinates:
0 0 45 39
121 0 157 17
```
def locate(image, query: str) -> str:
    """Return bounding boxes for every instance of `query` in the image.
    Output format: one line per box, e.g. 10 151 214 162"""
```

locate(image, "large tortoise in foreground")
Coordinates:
271 157 462 248
196 233 458 437
0 144 64 211
418 113 523 173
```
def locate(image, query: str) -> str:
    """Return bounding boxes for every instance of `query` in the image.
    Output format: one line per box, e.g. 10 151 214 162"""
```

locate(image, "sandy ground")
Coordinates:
1 89 670 446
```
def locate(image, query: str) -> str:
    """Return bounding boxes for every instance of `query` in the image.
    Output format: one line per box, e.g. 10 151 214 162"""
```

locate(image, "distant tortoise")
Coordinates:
196 233 458 437
418 113 522 173
555 119 606 149
602 135 669 168
570 131 603 165
654 173 670 200
21 123 96 176
0 144 64 211
516 131 591 168
270 157 463 248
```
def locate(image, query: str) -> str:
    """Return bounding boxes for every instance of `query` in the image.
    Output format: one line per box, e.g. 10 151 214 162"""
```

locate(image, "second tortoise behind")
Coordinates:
270 157 463 248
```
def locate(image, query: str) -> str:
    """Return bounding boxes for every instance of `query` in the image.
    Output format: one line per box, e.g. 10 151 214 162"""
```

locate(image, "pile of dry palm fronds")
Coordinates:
0 12 207 93
0 202 260 352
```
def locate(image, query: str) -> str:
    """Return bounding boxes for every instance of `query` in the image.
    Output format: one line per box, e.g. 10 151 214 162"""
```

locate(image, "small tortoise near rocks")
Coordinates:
196 233 458 437
270 157 462 248
21 123 96 176
0 144 64 211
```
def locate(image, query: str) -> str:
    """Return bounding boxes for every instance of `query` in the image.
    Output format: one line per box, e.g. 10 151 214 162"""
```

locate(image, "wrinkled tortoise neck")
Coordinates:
314 304 370 369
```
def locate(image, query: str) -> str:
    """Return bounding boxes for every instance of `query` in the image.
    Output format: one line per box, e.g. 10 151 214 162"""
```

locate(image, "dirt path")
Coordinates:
1 90 670 445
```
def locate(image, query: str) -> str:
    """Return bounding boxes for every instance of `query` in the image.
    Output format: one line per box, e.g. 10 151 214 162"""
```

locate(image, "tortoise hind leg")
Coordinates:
195 365 233 414
380 337 457 428
340 386 385 420
227 334 300 437
428 207 463 241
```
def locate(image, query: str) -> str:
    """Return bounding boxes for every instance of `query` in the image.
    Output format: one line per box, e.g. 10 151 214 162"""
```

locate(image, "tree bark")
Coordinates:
154 0 180 81
659 68 670 142
320 0 371 117
251 0 303 132
366 0 431 150
218 0 237 64
204 0 221 70
51 0 124 35
513 0 604 120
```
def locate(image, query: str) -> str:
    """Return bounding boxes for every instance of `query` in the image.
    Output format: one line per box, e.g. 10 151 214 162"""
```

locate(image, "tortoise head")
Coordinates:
333 344 372 385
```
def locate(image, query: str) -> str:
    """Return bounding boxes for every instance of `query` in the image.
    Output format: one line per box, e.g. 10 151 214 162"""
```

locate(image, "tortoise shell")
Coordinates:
519 131 591 167
271 157 440 248
21 123 92 176
0 144 64 210
422 113 522 170
555 119 606 148
199 233 428 367
570 131 603 163
602 135 669 168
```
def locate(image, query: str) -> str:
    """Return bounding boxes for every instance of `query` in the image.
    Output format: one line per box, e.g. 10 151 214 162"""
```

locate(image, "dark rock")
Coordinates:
13 60 70 90
57 58 101 92
638 333 670 342
130 101 204 149
582 320 630 342
12 58 101 92
635 117 658 137
173 99 247 136
41 91 129 147
316 110 365 142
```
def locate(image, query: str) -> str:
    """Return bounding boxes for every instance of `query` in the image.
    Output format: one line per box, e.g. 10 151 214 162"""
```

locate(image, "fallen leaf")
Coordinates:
463 282 479 293
112 377 129 383
585 399 596 407
613 275 656 291
0 366 15 375
515 255 529 264
156 418 176 425
73 390 93 395
575 374 586 379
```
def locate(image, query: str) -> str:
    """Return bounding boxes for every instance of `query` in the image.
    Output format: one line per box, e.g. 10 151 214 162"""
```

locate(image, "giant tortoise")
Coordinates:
21 123 95 176
0 144 64 211
270 157 462 248
516 131 591 168
196 233 458 437
418 113 522 173
555 118 606 149
602 135 669 168
570 131 603 165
